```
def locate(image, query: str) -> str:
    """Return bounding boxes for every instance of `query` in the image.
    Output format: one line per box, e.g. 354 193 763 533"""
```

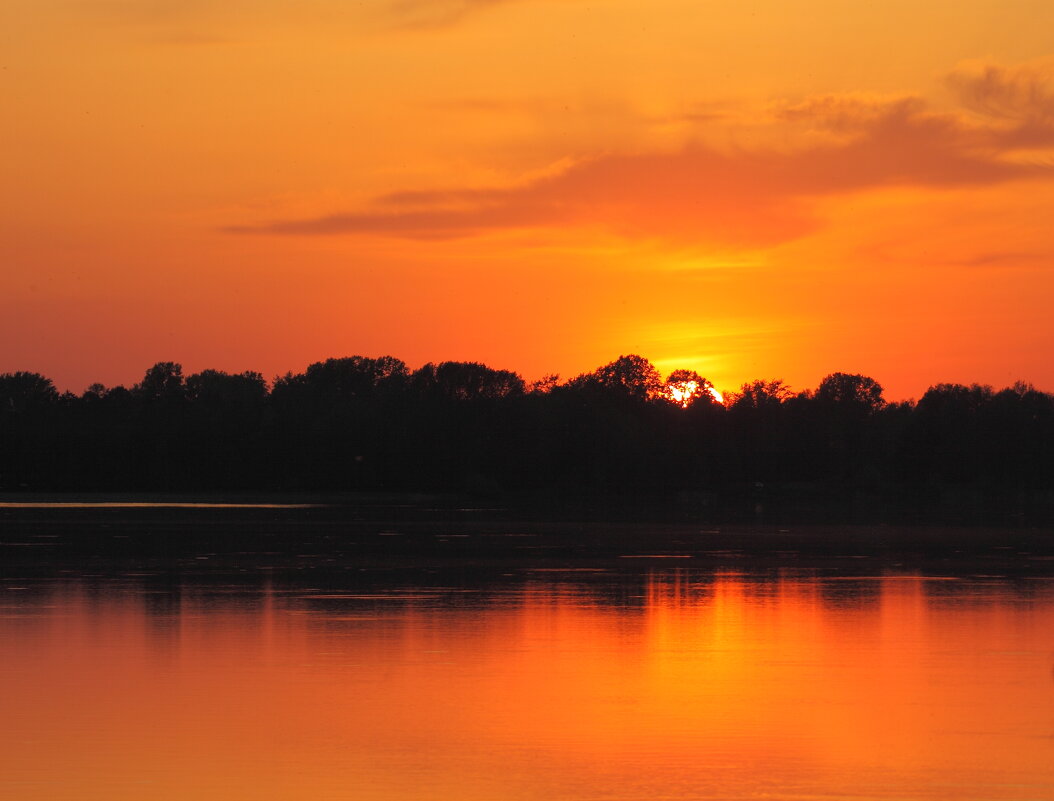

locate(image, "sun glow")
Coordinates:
669 381 698 407
665 380 724 408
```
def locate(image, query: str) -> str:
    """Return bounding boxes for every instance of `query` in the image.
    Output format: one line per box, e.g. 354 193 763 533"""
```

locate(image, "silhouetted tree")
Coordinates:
135 362 186 402
0 371 59 412
81 383 109 402
729 379 793 410
413 361 525 400
570 354 663 401
815 372 885 412
180 370 270 487
268 356 410 490
2 356 1053 523
0 372 62 489
186 370 267 406
663 369 717 407
298 356 408 400
529 374 560 394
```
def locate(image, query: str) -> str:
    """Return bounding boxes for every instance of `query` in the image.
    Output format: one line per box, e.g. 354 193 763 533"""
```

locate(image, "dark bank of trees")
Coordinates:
2 355 1053 523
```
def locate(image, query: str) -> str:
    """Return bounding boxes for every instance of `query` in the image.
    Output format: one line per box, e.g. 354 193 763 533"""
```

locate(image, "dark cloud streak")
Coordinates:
383 0 519 30
228 90 1054 246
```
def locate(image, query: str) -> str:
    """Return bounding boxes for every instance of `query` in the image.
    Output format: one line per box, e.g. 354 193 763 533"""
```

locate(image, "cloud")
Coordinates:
77 0 583 38
948 62 1054 122
229 84 1054 247
949 251 1049 269
77 0 250 26
381 0 519 29
226 147 817 245
946 61 1054 150
69 0 259 43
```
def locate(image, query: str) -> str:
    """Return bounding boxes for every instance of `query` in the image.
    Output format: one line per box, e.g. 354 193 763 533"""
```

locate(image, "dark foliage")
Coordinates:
2 357 1053 523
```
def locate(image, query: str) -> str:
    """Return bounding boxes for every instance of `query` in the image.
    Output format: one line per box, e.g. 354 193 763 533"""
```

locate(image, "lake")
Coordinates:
3 531 1054 801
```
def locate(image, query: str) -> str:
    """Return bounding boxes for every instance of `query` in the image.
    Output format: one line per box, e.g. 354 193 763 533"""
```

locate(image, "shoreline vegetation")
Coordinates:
2 354 1053 528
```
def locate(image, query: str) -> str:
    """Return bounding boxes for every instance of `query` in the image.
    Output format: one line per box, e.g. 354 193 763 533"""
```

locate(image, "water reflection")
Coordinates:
0 502 324 508
2 569 1053 800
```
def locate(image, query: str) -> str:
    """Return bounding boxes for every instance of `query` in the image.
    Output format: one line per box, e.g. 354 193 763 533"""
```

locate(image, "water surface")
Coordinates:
2 566 1053 800
0 502 325 508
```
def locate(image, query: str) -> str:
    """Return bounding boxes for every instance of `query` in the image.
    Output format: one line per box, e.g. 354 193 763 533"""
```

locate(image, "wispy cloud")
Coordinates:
946 61 1054 149
229 71 1054 247
69 0 257 43
949 250 1049 269
948 61 1054 123
76 0 559 40
76 0 257 27
381 0 522 30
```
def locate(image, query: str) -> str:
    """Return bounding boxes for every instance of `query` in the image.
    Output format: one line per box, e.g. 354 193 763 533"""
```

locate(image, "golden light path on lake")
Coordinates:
2 569 1053 800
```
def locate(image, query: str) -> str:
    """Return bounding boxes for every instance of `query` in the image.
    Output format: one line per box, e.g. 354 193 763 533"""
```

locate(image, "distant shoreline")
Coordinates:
3 498 1053 576
5 363 1053 527
0 501 326 509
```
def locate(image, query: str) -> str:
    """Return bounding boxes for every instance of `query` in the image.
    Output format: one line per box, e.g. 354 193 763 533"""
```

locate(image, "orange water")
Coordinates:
2 569 1053 800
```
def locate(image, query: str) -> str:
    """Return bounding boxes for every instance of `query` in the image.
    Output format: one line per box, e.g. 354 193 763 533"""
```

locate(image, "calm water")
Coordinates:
3 565 1054 800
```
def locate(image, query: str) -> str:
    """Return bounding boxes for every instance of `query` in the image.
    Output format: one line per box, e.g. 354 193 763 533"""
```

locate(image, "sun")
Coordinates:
668 380 699 408
664 372 724 407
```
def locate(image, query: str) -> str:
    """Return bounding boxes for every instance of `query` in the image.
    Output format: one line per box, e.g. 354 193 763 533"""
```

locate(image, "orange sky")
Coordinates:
3 0 1054 398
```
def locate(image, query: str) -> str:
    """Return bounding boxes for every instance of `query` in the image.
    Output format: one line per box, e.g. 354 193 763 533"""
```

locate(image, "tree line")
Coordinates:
2 354 1052 523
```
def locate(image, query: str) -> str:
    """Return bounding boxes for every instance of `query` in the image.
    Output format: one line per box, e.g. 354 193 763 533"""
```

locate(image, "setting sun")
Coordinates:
663 369 724 407
668 381 701 408
665 379 725 407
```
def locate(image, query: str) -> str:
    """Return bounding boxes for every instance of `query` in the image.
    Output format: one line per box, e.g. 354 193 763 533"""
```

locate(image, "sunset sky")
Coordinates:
3 0 1054 398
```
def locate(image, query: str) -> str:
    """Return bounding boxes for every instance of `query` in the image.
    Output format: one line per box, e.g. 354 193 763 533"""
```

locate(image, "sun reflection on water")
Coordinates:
1 570 1052 800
